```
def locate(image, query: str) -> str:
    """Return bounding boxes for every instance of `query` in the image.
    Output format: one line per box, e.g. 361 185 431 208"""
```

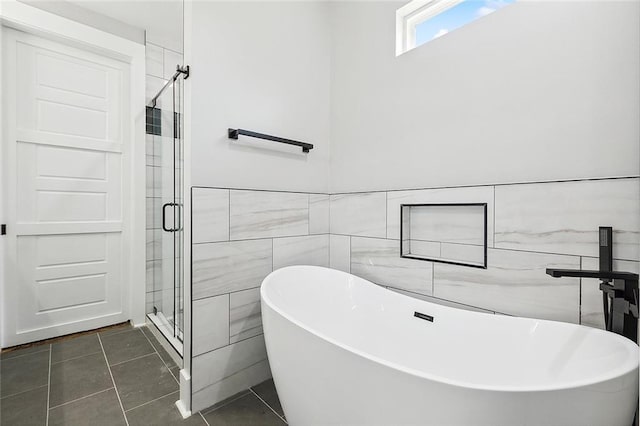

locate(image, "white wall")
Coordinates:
189 1 331 193
19 0 145 45
23 1 184 53
329 0 640 193
184 0 640 414
65 0 184 53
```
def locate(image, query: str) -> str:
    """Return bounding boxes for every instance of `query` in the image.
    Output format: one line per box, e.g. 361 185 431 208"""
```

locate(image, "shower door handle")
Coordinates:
176 203 183 232
162 202 178 232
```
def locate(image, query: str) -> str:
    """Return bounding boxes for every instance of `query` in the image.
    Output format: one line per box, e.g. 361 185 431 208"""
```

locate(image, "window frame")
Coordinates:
395 0 464 56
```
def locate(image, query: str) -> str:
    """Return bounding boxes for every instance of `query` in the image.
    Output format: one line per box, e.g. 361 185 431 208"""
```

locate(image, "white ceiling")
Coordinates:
68 0 183 52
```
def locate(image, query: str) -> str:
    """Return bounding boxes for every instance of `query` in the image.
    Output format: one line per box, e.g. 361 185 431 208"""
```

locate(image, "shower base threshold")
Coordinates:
147 312 183 361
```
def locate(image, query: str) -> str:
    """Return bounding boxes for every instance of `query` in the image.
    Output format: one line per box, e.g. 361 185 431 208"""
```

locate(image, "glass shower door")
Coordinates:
172 74 184 343
148 69 186 354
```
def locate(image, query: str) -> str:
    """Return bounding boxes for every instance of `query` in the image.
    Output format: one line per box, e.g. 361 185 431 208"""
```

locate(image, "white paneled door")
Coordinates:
2 28 131 346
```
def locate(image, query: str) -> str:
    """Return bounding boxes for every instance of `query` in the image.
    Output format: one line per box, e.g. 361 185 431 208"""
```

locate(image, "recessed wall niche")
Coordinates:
400 203 487 268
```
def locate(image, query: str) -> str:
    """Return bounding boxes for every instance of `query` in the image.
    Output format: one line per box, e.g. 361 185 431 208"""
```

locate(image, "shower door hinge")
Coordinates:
1 224 5 235
177 65 190 80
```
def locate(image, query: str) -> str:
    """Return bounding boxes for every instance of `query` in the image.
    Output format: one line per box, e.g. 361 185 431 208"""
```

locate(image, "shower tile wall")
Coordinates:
329 177 640 328
190 187 330 412
145 43 183 313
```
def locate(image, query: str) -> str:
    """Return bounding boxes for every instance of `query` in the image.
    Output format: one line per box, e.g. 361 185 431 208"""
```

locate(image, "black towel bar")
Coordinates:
228 128 313 153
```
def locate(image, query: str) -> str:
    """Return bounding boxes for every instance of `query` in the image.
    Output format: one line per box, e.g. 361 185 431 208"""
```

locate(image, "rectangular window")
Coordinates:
396 0 516 55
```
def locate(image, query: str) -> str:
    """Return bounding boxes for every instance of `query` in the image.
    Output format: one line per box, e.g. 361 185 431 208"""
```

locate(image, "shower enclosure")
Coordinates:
146 65 188 355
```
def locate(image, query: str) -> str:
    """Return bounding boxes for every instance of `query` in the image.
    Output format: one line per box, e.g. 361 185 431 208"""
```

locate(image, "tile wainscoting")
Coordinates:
190 187 330 412
328 177 639 328
189 176 639 411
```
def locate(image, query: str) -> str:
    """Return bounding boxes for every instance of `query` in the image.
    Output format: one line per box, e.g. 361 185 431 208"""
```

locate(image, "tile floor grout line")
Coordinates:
50 350 104 366
201 391 252 415
139 327 168 366
123 389 179 413
108 351 158 368
99 326 135 339
249 388 287 424
45 345 52 426
2 324 132 358
199 411 211 426
48 387 115 410
97 333 130 426
139 328 180 385
0 384 49 401
0 347 51 361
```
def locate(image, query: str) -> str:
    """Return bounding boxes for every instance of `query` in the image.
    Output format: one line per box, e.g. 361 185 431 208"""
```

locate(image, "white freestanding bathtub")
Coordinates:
261 266 639 426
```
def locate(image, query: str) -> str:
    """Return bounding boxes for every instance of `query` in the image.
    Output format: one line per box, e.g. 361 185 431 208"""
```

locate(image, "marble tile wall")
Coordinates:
494 179 640 260
405 204 485 245
192 188 229 243
230 190 309 239
328 177 640 325
189 178 638 412
229 288 263 343
193 295 230 356
401 203 486 266
273 235 329 269
330 192 387 237
350 237 433 295
309 194 330 234
433 249 580 322
386 185 495 244
145 42 183 314
329 234 350 273
192 239 273 299
190 187 330 412
192 335 272 412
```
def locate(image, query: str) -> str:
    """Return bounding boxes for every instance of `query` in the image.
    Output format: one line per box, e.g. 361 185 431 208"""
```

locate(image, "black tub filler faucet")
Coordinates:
546 227 639 344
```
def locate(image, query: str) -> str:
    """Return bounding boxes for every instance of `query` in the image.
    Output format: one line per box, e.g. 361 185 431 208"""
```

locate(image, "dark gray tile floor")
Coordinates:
101 329 155 366
49 389 127 426
202 391 286 426
110 352 178 410
251 379 285 418
49 351 113 407
0 324 286 425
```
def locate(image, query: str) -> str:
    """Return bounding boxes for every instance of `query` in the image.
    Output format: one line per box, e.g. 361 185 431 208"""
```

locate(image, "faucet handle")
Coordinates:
631 289 639 318
599 281 617 294
610 297 639 318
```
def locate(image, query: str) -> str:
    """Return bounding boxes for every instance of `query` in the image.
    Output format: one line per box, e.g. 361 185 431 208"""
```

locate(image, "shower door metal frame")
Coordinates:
147 65 188 354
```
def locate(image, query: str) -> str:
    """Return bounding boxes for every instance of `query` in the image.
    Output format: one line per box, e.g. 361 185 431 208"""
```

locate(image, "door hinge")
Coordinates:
1 224 5 235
